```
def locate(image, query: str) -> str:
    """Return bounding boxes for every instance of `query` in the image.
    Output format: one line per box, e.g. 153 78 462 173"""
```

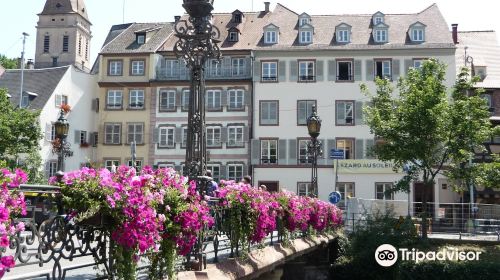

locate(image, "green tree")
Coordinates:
361 59 494 238
0 88 42 165
0 54 17 69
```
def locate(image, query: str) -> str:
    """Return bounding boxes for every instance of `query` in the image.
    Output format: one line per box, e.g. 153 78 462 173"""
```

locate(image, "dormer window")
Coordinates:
136 33 146 45
335 23 352 44
298 13 311 27
263 24 279 44
375 29 387 43
232 10 243 23
372 11 385 25
409 22 426 43
374 17 383 24
299 30 312 44
229 31 239 42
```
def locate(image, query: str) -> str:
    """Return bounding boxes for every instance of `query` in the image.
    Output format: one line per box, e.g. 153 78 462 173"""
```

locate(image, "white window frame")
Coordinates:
413 59 423 69
137 34 145 44
107 90 123 109
336 101 354 125
411 28 425 42
127 160 143 171
374 29 388 43
108 60 123 76
206 90 221 110
375 60 392 79
298 182 316 197
260 101 278 125
337 29 350 43
131 60 145 75
159 90 176 111
228 89 244 110
227 164 243 182
337 182 355 206
298 60 315 82
104 123 121 145
375 183 395 200
182 127 188 147
299 30 312 44
159 127 175 148
209 59 222 76
231 58 245 76
105 160 120 171
206 126 221 147
127 123 144 144
181 90 190 111
337 60 353 81
228 126 244 147
374 17 383 25
48 161 58 178
165 59 179 77
297 100 316 125
298 139 311 164
261 139 278 164
79 130 87 144
207 164 221 181
336 139 354 159
229 31 239 42
299 18 310 27
264 30 277 44
129 90 144 109
55 94 68 107
261 61 278 81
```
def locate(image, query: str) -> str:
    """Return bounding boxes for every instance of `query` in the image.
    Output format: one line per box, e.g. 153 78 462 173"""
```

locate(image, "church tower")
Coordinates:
35 0 92 71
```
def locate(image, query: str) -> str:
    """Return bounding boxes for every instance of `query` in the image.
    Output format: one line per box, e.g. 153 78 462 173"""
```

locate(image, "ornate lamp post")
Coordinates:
174 0 221 192
52 109 72 172
306 105 322 198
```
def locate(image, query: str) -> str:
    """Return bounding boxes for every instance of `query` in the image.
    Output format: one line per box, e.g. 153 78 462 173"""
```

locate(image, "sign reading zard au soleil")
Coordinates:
334 160 402 174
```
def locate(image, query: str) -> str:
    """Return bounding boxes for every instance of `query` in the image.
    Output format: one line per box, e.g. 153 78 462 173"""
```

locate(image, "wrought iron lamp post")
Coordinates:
52 109 72 172
306 105 322 198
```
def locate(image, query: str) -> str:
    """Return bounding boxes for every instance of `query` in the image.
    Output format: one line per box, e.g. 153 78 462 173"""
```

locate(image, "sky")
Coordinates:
1 0 500 64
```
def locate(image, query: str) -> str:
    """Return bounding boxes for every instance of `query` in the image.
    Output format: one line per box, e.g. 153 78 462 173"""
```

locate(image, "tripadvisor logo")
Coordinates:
375 244 482 267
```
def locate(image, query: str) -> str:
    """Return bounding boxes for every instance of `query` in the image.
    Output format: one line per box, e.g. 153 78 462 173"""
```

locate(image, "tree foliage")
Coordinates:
0 54 17 69
0 88 42 164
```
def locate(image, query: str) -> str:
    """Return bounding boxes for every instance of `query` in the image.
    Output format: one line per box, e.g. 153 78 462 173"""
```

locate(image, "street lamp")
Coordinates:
307 105 322 197
52 109 72 172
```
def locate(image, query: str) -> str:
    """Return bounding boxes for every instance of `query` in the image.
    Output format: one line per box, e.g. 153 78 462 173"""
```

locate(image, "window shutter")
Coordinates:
316 60 324 81
223 56 231 76
244 90 251 106
243 126 249 144
278 61 286 82
278 139 287 163
365 138 375 159
175 127 182 144
404 59 413 75
103 125 108 144
45 123 52 142
175 89 181 107
44 161 50 179
74 130 80 144
354 60 362 81
327 139 336 161
179 59 187 79
355 101 364 125
91 98 97 112
219 165 227 180
327 60 336 81
221 89 228 107
392 59 400 80
254 61 261 81
221 126 228 143
153 128 159 144
251 139 260 165
355 139 364 159
289 61 298 82
89 132 96 146
288 139 297 163
319 139 327 165
337 102 345 122
366 60 374 81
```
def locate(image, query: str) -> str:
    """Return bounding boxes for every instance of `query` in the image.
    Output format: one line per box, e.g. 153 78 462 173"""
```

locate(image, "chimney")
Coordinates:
452 23 458 44
264 2 270 13
26 59 34 69
174 16 181 22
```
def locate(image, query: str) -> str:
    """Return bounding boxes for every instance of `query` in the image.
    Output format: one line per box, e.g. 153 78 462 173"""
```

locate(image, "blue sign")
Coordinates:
329 191 342 204
330 149 345 159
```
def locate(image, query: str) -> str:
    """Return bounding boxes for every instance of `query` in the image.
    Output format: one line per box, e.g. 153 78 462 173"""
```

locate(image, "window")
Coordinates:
336 101 354 125
207 164 220 182
79 131 87 144
50 124 56 141
265 31 277 44
129 90 144 109
233 13 242 23
131 60 145 76
105 160 120 172
336 139 354 159
298 182 317 197
48 161 58 178
78 35 82 55
298 139 312 164
229 31 239 42
228 126 244 147
127 123 144 144
127 160 143 171
209 59 221 76
374 29 387 43
411 29 424 42
43 35 50 53
337 29 349 43
85 38 89 60
228 164 243 182
299 30 312 44
62 35 69 52
374 17 384 25
181 90 190 111
262 61 278 81
375 60 391 79
297 100 316 125
337 60 353 81
92 133 98 147
136 34 145 44
159 127 175 148
228 89 244 110
165 59 179 77
159 90 176 111
299 18 310 26
261 139 278 164
206 127 221 147
108 60 123 76
337 182 355 206
260 101 278 125
376 183 394 200
206 90 221 110
298 60 315 82
106 90 123 109
413 59 423 69
104 123 121 144
55 95 68 107
232 58 245 76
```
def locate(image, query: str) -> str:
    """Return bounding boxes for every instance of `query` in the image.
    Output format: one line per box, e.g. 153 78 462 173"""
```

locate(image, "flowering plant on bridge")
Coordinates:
0 168 28 278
